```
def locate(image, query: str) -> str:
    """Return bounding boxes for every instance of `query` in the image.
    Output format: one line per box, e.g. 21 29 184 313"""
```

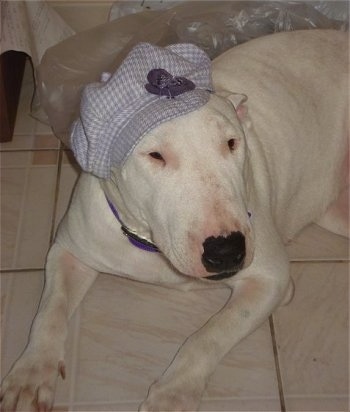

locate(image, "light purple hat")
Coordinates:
70 42 213 178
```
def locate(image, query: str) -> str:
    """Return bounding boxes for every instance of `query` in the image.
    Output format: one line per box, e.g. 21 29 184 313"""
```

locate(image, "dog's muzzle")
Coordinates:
202 231 245 280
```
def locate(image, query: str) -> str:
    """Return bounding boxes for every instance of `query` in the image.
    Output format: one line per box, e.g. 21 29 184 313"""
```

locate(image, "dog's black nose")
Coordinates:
202 231 245 274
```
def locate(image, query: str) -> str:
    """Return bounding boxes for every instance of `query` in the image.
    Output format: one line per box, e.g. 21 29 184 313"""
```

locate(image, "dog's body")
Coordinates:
1 30 348 411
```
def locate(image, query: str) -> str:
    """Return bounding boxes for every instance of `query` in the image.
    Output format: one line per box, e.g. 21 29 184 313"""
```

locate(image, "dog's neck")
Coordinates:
100 178 158 252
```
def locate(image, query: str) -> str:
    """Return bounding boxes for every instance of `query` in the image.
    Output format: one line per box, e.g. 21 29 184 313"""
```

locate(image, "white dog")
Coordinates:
1 29 348 411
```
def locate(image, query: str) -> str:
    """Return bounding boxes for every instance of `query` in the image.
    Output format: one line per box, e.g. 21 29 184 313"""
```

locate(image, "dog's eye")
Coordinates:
227 138 236 152
149 152 165 162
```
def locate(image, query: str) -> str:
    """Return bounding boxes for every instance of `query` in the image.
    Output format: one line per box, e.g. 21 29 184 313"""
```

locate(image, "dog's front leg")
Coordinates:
1 243 98 412
140 264 289 411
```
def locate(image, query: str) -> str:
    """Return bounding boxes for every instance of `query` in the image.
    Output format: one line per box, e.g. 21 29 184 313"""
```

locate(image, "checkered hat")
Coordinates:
70 42 213 178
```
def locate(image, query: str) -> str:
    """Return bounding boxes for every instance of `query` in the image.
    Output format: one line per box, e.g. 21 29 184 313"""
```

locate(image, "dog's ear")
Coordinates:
217 90 248 121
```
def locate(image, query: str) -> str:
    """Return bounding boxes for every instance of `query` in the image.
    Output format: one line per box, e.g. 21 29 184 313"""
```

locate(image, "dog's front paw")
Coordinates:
0 353 65 412
139 378 204 412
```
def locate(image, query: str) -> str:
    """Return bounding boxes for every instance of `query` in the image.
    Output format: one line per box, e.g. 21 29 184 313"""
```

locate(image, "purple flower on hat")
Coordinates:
145 68 195 98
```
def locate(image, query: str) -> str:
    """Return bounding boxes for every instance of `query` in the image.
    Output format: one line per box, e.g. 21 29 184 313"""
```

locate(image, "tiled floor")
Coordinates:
1 61 349 412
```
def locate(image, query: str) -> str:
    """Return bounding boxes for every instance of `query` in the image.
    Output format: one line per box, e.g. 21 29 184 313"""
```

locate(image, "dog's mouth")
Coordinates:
203 256 246 281
205 271 238 281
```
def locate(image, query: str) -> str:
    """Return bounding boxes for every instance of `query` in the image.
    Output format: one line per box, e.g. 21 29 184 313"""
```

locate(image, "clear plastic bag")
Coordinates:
313 0 349 22
36 1 348 147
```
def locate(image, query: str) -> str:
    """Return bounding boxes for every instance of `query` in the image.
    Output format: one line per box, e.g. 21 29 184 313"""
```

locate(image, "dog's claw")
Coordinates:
58 361 66 380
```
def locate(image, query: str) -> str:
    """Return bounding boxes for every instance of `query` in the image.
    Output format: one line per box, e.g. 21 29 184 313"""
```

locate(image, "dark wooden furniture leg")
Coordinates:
0 51 28 142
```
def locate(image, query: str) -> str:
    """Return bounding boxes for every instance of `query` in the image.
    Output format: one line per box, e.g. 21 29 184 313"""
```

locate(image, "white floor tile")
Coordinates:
273 262 349 412
14 166 57 268
0 152 58 269
1 271 44 377
0 167 27 268
72 274 279 407
287 224 349 261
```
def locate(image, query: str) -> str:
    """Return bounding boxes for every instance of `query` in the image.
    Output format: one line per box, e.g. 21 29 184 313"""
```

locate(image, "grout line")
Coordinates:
0 267 44 273
50 146 64 245
67 307 82 409
11 156 31 268
1 271 15 351
290 258 350 263
269 315 286 412
1 276 16 370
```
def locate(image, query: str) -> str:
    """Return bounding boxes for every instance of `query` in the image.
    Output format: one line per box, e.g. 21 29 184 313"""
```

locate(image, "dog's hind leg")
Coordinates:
317 145 349 239
279 277 295 306
316 184 349 239
0 243 98 412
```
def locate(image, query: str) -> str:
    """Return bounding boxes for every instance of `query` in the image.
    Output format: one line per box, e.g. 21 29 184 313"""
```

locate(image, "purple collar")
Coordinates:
106 195 252 254
106 196 159 253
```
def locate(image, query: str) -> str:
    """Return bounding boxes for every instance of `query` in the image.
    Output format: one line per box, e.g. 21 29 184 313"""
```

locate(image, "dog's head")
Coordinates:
109 93 254 279
71 43 255 279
